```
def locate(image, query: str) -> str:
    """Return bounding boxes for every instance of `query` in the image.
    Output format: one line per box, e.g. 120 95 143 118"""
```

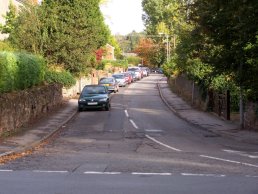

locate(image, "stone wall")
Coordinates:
0 83 63 136
244 102 258 131
168 74 208 111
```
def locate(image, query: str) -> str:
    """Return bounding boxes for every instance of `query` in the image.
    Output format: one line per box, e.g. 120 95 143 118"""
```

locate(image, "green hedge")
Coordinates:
0 52 46 92
44 70 76 88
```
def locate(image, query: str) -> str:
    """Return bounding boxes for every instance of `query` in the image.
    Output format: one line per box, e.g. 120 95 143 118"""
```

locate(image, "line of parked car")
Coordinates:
78 66 151 112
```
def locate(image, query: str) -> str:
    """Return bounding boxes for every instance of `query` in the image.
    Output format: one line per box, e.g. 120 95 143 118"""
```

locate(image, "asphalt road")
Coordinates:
0 74 258 193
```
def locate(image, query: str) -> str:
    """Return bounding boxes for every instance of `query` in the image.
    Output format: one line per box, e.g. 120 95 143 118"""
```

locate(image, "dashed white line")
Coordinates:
200 155 258 168
223 149 258 159
124 110 129 117
130 119 139 129
145 135 182 152
84 171 121 175
132 172 171 176
33 170 68 173
0 169 13 172
246 175 258 178
145 129 163 132
181 173 226 177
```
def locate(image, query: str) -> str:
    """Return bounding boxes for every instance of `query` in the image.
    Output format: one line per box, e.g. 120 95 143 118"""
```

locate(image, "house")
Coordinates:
103 44 115 60
0 0 38 40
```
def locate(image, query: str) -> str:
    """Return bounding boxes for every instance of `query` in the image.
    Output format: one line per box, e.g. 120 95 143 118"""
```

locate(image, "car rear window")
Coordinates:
82 86 106 95
99 78 114 84
128 67 139 71
113 74 124 79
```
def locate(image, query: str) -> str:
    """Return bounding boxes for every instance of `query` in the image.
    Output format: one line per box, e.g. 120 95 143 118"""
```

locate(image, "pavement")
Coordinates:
0 76 258 159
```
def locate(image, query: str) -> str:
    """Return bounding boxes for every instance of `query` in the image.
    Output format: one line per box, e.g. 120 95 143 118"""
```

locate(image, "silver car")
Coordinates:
112 73 127 87
98 77 119 93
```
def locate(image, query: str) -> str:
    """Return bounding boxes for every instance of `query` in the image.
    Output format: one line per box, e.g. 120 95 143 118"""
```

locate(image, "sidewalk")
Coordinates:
158 77 258 145
0 99 78 158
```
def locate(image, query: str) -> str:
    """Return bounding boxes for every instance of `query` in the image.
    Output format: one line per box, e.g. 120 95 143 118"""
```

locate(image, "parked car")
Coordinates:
127 71 137 82
127 66 142 80
98 77 119 93
78 85 111 111
122 72 133 84
141 67 150 76
112 73 127 87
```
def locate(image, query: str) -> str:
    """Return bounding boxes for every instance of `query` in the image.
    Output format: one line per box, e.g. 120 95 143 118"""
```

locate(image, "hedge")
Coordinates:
0 52 46 92
44 70 76 88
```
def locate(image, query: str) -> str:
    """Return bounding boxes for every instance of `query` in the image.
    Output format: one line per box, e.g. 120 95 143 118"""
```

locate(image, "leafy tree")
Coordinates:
134 38 165 67
0 1 17 34
9 0 110 75
189 0 258 96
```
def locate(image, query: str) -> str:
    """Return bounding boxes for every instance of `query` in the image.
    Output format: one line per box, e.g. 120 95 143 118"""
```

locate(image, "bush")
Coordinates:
0 52 46 92
126 56 141 65
0 52 17 92
44 70 76 88
0 41 14 51
16 53 46 90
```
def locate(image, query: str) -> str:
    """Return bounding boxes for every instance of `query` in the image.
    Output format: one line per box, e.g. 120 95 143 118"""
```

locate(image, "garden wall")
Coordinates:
0 83 63 136
168 74 209 111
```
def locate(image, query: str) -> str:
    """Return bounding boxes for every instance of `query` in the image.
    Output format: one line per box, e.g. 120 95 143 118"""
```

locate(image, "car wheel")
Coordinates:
105 104 110 111
78 107 83 112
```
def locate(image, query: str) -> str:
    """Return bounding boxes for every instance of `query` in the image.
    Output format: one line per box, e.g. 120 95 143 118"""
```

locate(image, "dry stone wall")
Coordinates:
0 84 63 136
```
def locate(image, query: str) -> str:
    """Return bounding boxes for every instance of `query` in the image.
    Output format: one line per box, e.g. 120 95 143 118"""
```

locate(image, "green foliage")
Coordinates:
189 0 258 99
44 70 76 88
0 52 18 92
102 59 128 68
0 1 17 34
15 53 46 90
9 0 110 75
126 56 141 66
0 52 46 92
0 41 14 51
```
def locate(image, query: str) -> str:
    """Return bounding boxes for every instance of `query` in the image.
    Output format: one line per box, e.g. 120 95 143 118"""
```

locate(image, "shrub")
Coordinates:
0 41 14 51
44 70 76 88
0 52 46 92
16 53 46 90
0 52 17 92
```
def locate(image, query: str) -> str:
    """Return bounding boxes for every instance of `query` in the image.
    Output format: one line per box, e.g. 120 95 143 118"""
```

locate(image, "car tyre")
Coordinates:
105 103 110 111
78 107 83 112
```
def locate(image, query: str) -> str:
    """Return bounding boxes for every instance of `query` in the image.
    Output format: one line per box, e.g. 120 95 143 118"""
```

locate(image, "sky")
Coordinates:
100 0 145 35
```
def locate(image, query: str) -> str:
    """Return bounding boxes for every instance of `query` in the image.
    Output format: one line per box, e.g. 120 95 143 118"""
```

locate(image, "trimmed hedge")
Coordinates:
0 52 46 92
44 70 76 88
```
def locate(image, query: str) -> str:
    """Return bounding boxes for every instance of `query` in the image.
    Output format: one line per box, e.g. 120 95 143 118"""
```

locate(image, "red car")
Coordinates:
122 72 133 84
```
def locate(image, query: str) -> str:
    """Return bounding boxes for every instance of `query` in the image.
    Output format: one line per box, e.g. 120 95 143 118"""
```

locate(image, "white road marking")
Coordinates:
181 173 226 177
145 135 182 152
223 149 258 159
84 171 121 175
0 169 13 172
200 155 258 168
145 129 163 132
132 172 171 176
33 170 68 173
246 175 258 178
130 119 139 129
124 110 129 117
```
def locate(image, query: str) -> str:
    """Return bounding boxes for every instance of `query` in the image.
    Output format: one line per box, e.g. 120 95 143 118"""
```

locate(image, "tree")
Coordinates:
0 1 17 34
9 0 110 75
134 38 165 67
